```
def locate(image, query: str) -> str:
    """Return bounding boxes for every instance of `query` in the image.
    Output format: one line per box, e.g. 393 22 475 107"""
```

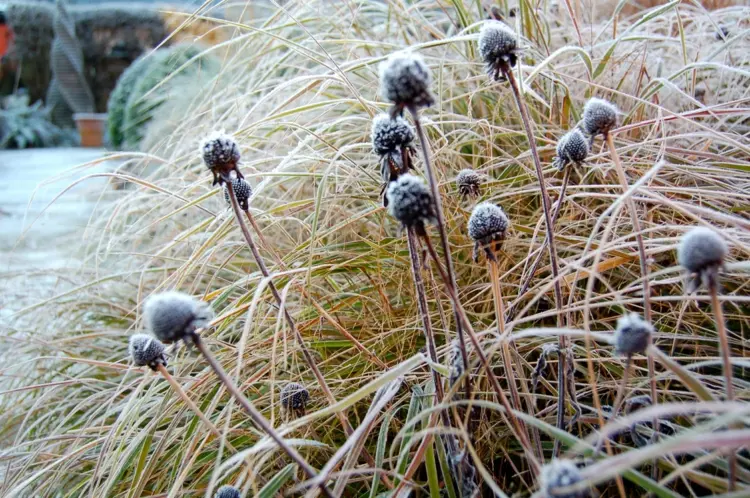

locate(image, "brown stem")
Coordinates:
191 333 333 497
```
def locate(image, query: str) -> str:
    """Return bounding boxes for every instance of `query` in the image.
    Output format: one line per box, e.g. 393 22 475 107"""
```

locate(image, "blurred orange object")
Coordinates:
74 113 107 147
0 24 12 58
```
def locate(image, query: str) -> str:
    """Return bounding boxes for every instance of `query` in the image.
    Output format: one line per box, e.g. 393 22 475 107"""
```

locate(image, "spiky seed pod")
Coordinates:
553 129 589 171
625 395 652 413
456 169 482 198
448 339 465 390
223 177 252 211
581 98 619 139
280 382 309 412
143 291 214 343
677 227 727 292
379 52 434 113
201 131 243 186
468 201 510 262
128 333 168 370
386 174 436 235
371 113 416 204
478 20 519 80
540 459 589 498
214 485 241 498
614 313 653 357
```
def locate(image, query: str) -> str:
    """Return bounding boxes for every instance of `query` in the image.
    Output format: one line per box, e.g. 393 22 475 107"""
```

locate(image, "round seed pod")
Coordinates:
540 459 589 498
553 129 589 171
143 291 214 343
280 382 309 411
223 177 252 211
214 485 241 498
678 226 726 273
379 52 434 111
478 20 518 79
468 202 509 261
456 169 482 198
201 131 242 185
386 174 436 233
614 313 653 357
371 113 415 156
128 333 167 370
581 98 619 138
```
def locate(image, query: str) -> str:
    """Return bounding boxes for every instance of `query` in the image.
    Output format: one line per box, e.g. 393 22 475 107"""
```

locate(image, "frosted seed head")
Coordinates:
456 169 482 198
581 98 619 138
280 382 309 411
678 227 727 292
201 131 240 170
614 313 653 357
625 395 652 414
379 52 434 110
128 333 167 370
468 202 509 261
540 459 588 498
143 291 214 343
223 178 252 211
478 21 518 78
371 113 415 156
386 174 436 232
215 485 241 498
553 129 589 171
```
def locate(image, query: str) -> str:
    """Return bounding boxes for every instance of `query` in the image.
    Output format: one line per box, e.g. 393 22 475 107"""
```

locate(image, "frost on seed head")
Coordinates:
215 485 241 498
371 113 415 156
223 177 252 211
128 333 168 370
540 459 589 498
379 52 434 112
456 168 483 198
143 291 214 343
478 20 519 80
581 98 619 139
200 131 243 186
386 173 436 234
553 129 589 171
614 313 653 357
677 226 727 292
468 202 509 262
280 382 309 413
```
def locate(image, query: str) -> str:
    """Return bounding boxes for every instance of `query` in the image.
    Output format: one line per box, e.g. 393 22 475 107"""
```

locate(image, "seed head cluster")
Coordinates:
614 313 653 357
553 129 589 171
677 227 727 292
478 20 519 80
456 168 483 198
201 131 243 186
379 52 434 112
540 459 589 498
581 98 619 139
215 485 241 498
223 177 252 212
144 291 214 343
280 382 309 412
468 202 510 262
386 174 436 234
128 333 168 370
371 113 415 157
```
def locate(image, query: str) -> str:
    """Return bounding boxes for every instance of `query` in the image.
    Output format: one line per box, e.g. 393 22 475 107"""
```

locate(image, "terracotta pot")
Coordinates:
74 113 107 147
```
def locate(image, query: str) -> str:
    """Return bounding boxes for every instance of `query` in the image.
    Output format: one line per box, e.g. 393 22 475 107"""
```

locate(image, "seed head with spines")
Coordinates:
280 382 309 413
614 313 653 357
456 169 483 198
128 333 168 370
379 52 434 113
386 173 436 235
580 98 619 139
478 20 519 80
214 485 241 498
223 177 252 211
540 459 589 498
371 114 416 203
553 129 589 171
144 291 214 344
678 226 727 292
200 131 243 186
468 202 510 262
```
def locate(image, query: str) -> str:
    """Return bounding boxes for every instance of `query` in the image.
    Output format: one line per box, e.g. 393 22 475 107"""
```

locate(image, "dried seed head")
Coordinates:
540 459 589 498
581 98 619 138
280 382 309 411
614 313 653 357
468 202 509 262
371 113 415 156
215 485 241 498
456 169 482 198
379 52 434 111
128 333 168 370
553 129 589 171
448 339 465 390
678 227 727 292
386 174 436 233
201 131 243 186
625 395 652 414
478 20 518 79
144 291 214 343
223 177 252 211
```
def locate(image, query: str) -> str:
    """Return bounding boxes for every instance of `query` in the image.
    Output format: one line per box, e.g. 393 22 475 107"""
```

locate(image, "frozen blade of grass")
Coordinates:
259 464 297 498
